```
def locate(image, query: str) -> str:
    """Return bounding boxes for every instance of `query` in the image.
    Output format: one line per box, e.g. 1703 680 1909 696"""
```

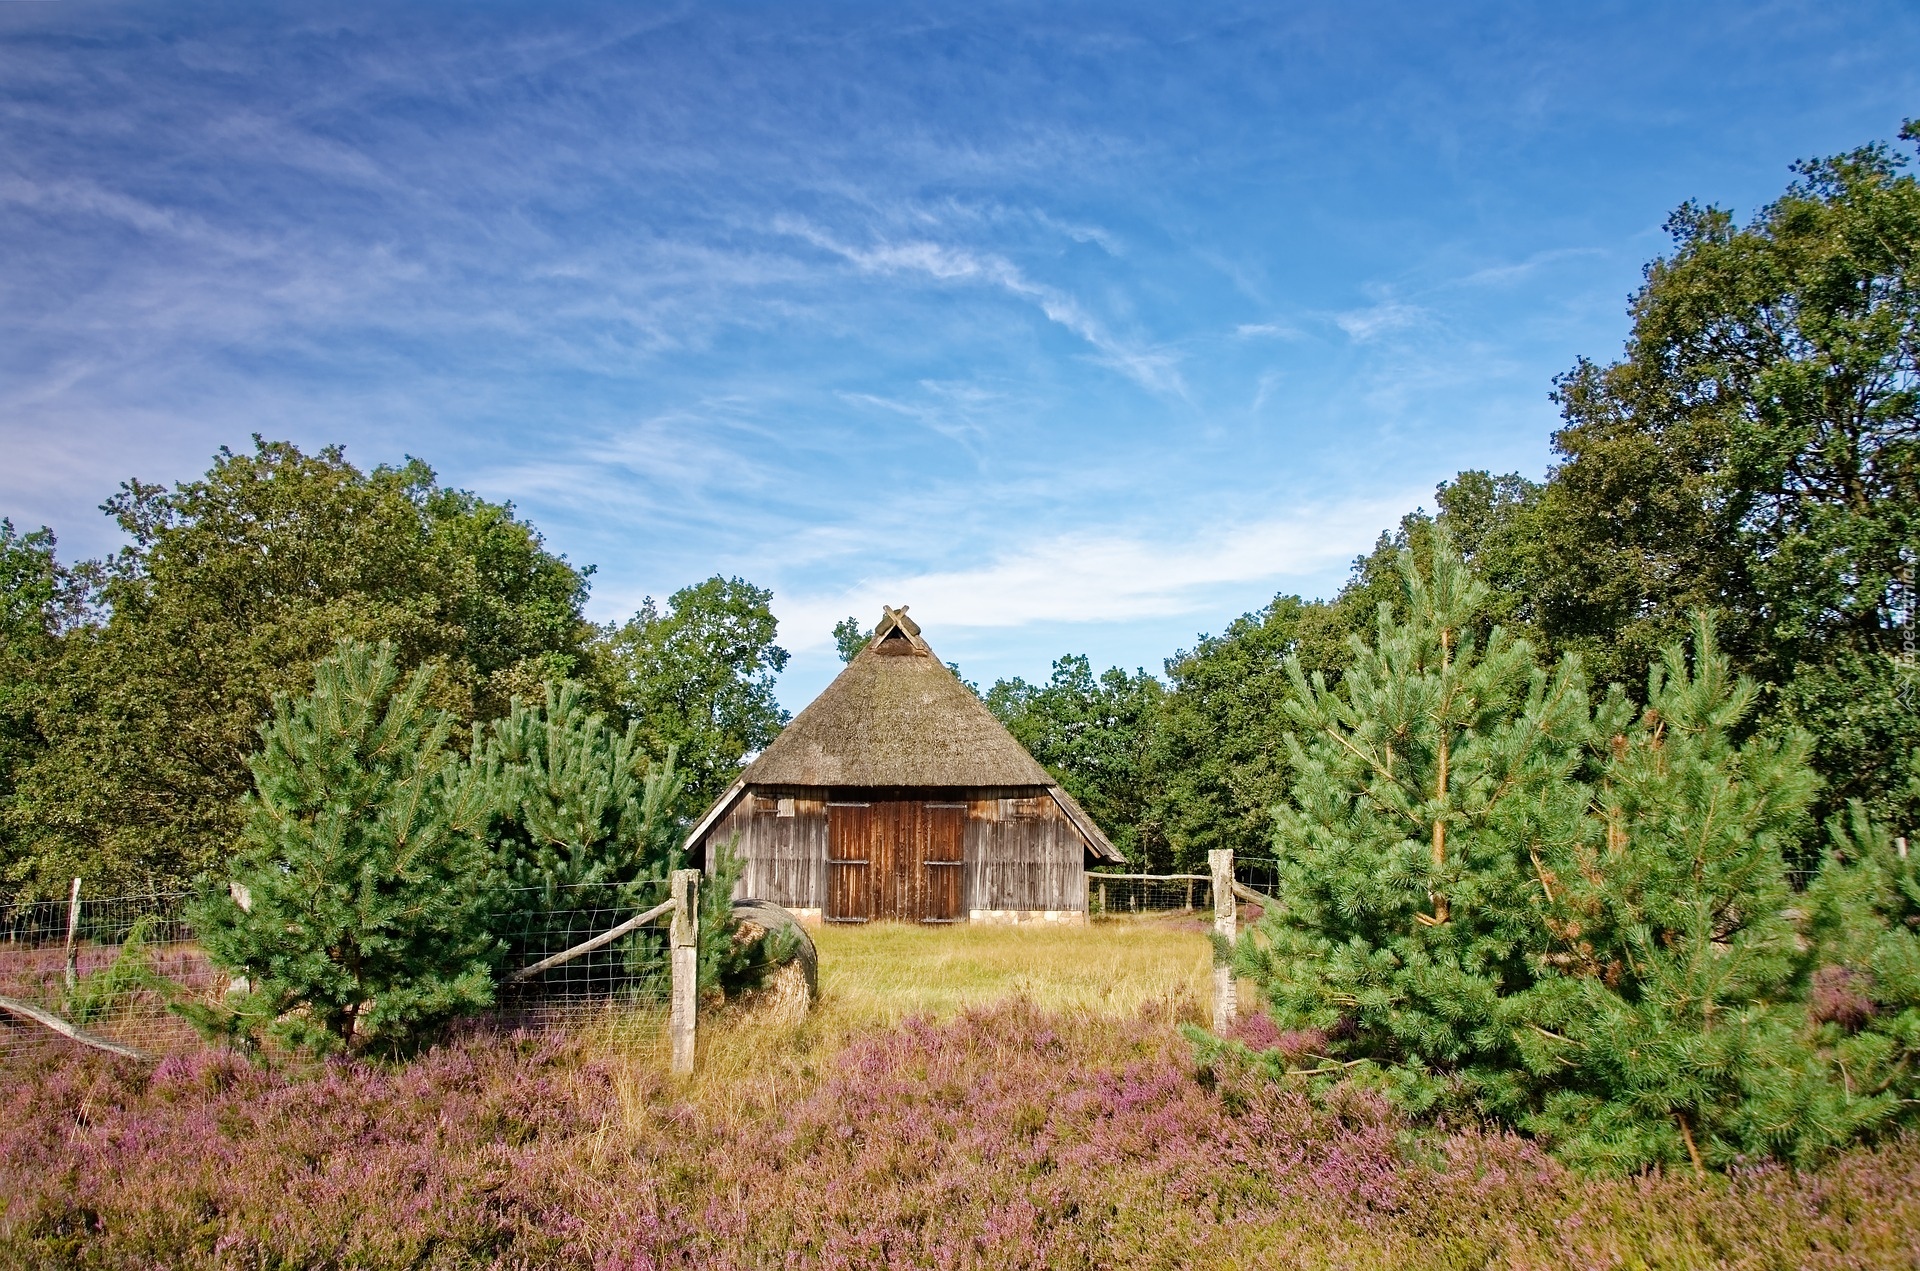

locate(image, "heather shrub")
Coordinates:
4 997 1919 1269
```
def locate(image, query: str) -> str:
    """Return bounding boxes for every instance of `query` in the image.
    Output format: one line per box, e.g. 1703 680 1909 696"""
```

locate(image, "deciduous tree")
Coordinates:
604 576 789 821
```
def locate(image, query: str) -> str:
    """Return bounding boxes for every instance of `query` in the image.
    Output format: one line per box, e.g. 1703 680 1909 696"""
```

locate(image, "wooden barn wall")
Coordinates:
704 786 827 910
965 789 1087 914
703 785 1087 916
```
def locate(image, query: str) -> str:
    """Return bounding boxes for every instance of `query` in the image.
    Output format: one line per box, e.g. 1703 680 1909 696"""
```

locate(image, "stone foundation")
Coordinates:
967 908 1087 926
783 907 1088 927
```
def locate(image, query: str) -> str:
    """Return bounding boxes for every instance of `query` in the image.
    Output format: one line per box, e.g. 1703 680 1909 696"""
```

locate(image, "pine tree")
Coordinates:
478 681 683 977
1800 801 1920 1131
187 640 499 1054
1513 617 1850 1171
1235 528 1593 1114
1230 543 1901 1171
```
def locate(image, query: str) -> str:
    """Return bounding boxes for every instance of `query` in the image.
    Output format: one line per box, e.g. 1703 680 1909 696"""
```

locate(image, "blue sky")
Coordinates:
3 2 1916 708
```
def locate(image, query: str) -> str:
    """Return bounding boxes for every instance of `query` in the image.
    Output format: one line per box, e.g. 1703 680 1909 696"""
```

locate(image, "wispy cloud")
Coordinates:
1456 246 1606 288
774 218 1185 394
1333 301 1426 342
776 492 1418 651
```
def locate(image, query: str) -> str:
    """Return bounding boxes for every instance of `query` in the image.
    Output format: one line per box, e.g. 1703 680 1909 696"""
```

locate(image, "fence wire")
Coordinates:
1088 860 1288 917
1087 873 1214 916
1 890 216 1059
0 884 676 1061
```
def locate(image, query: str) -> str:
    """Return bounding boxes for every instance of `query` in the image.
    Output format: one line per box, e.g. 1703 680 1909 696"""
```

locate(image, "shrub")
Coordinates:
478 681 683 984
184 640 500 1055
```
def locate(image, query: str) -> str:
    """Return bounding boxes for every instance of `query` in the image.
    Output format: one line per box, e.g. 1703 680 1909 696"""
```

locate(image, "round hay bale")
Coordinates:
729 898 817 1023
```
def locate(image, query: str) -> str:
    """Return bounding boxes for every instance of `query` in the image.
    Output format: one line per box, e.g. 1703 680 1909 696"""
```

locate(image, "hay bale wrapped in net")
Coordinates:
729 898 817 1023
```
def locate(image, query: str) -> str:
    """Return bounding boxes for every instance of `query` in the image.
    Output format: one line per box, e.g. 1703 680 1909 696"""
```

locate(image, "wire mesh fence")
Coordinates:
0 890 218 1059
1087 873 1214 915
1087 859 1288 917
1233 858 1284 898
0 883 680 1061
493 883 674 1029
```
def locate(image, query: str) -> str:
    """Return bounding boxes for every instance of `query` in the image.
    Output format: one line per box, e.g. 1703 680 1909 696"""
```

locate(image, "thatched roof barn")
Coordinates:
686 605 1123 924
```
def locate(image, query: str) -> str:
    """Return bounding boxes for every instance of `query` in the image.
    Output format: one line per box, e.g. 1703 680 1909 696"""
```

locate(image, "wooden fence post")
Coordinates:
63 877 82 994
1209 850 1236 1032
669 869 700 1077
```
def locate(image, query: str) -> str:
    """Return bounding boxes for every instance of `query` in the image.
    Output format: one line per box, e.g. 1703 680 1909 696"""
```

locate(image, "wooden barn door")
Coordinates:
828 798 967 922
826 802 872 922
869 800 915 921
922 802 965 923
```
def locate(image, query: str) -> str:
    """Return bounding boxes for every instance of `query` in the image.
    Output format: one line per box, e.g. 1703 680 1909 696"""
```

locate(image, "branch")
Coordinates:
0 994 150 1061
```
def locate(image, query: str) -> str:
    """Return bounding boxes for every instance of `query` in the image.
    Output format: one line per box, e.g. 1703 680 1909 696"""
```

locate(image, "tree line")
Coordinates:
0 442 791 901
983 125 1920 878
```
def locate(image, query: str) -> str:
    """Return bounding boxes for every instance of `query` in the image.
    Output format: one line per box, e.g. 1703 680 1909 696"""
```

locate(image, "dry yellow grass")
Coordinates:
593 913 1213 1118
809 913 1213 1025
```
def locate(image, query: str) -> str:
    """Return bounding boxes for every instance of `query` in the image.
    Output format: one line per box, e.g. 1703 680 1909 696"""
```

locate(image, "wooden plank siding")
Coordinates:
705 786 828 912
964 792 1086 914
700 785 1088 920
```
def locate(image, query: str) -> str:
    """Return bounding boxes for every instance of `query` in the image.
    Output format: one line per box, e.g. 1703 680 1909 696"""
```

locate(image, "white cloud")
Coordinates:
774 218 1184 395
775 492 1418 651
1333 301 1425 342
1456 246 1604 288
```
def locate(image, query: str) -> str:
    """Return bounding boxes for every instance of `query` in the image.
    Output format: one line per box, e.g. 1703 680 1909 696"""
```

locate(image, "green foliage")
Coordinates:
1238 529 1593 1114
482 682 683 904
986 656 1166 867
694 842 795 998
1155 596 1346 870
0 521 76 884
3 439 593 899
478 681 686 976
1800 801 1920 1123
1505 128 1920 830
1513 617 1847 1172
1235 535 1900 1171
186 641 501 1056
65 914 176 1026
832 617 868 663
604 576 790 821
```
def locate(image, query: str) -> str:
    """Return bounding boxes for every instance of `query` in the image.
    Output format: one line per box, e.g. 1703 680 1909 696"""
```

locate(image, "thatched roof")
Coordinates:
743 605 1053 788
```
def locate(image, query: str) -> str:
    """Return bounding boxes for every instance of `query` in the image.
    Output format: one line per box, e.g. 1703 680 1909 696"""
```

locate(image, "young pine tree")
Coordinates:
1514 617 1847 1171
1235 529 1593 1115
478 681 684 977
187 641 500 1054
1799 800 1920 1135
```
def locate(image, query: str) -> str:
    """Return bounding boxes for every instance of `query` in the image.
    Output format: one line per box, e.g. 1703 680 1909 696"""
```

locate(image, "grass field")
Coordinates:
600 912 1215 1112
809 913 1215 1023
7 916 1920 1269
